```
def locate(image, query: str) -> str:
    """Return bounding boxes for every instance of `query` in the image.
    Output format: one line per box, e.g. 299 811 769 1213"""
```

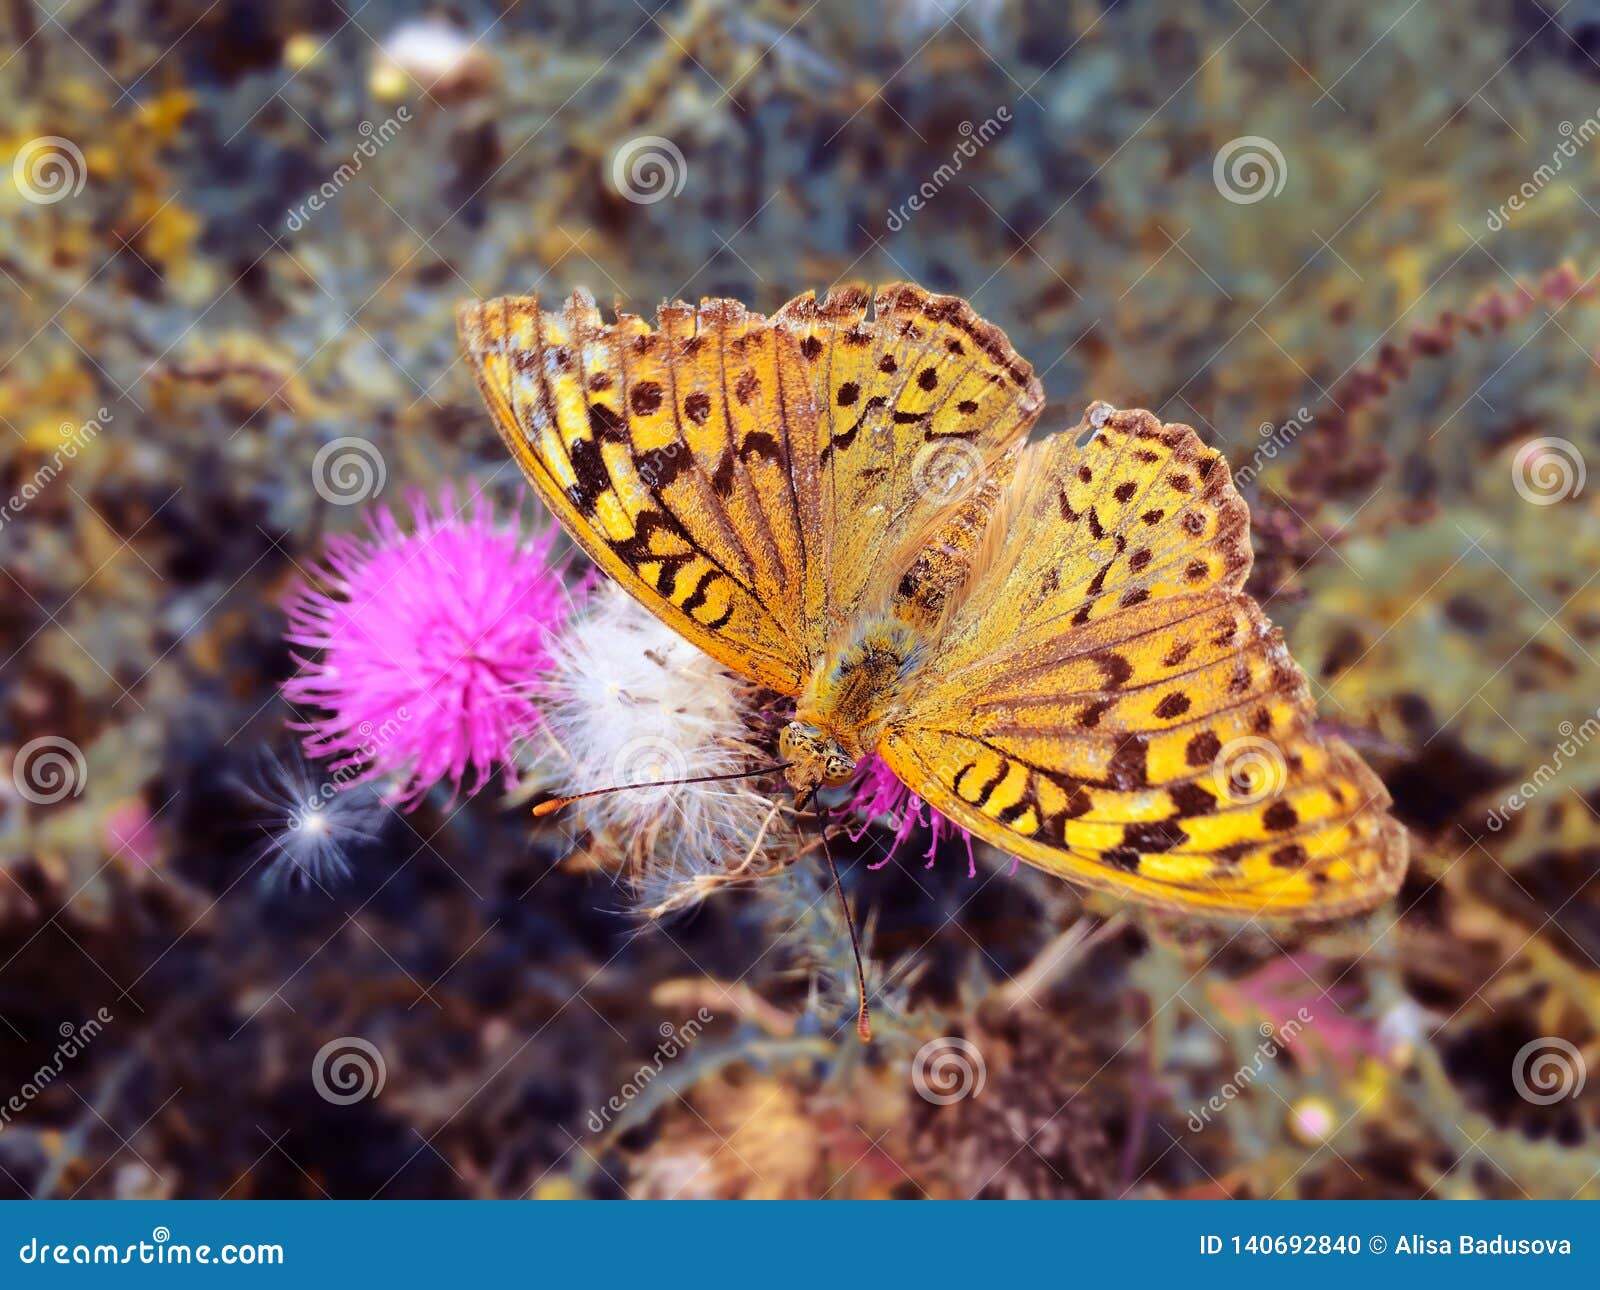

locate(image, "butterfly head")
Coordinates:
778 721 857 802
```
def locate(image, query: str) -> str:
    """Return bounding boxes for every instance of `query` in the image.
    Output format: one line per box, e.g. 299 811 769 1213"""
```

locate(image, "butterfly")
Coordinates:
458 283 1408 922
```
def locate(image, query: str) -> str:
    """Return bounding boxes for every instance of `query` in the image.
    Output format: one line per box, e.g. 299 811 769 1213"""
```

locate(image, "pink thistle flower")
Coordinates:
282 488 570 806
845 754 979 878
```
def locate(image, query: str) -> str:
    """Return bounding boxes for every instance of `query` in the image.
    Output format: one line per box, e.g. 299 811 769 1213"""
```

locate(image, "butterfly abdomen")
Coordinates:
884 460 1016 630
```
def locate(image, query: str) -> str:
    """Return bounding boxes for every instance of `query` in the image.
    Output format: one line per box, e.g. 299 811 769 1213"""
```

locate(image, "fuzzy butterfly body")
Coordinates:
459 284 1407 920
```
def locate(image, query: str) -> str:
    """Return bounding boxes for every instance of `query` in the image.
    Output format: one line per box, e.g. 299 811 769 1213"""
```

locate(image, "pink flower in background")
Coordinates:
846 755 977 878
283 489 571 806
104 798 161 868
1211 953 1391 1076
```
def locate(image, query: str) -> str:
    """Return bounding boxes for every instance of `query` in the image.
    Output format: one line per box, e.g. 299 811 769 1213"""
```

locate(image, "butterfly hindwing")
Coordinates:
881 406 1407 919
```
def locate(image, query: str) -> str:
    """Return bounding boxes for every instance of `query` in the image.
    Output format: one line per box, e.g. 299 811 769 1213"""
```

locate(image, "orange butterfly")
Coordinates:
458 284 1407 926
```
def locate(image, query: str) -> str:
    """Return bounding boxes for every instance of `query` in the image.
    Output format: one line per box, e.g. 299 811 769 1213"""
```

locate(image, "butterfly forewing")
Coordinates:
457 292 815 690
458 283 1043 680
773 285 1044 642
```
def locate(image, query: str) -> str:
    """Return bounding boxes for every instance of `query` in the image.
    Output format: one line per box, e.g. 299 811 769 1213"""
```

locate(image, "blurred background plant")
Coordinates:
1 0 1598 1199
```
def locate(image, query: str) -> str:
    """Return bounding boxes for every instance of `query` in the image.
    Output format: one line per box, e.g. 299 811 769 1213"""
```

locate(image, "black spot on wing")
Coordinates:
710 450 736 498
1121 819 1186 853
589 401 627 441
1263 801 1300 831
566 436 611 511
683 391 712 425
680 567 719 616
739 430 784 467
1107 734 1148 790
629 382 663 416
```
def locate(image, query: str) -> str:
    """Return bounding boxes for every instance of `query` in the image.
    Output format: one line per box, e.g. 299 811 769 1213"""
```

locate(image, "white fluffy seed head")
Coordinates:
241 749 392 891
527 586 792 903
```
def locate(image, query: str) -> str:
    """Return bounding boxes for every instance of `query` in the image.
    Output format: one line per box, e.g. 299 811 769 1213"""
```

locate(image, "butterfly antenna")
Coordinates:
817 805 872 1043
532 762 791 817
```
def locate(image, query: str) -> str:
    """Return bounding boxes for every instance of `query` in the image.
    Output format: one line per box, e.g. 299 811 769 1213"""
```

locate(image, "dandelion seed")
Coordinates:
371 17 498 103
283 488 571 807
240 750 392 889
530 584 790 898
